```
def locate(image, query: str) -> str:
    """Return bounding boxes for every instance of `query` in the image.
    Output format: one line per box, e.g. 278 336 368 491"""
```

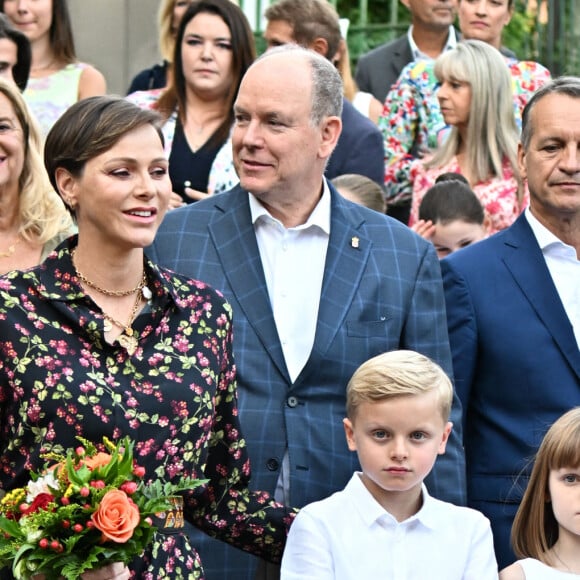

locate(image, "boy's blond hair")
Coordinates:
346 350 453 421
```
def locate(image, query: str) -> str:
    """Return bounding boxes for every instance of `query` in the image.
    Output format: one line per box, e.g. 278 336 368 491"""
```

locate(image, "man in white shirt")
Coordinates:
355 0 458 103
150 45 465 580
442 76 580 571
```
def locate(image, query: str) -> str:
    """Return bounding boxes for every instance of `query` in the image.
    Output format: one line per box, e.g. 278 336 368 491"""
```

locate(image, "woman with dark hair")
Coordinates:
0 95 294 578
128 0 255 207
1 0 106 136
0 13 31 90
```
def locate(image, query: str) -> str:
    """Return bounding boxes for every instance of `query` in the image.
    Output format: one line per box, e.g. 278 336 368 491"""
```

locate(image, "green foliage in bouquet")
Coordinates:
0 436 206 579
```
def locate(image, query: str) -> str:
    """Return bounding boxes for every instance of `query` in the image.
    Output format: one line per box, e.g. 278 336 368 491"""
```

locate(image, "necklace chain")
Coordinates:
71 249 146 297
0 235 22 259
71 249 149 355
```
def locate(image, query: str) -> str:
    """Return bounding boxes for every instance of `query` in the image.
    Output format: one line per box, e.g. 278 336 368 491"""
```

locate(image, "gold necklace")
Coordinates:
71 249 152 299
0 235 22 258
102 291 143 356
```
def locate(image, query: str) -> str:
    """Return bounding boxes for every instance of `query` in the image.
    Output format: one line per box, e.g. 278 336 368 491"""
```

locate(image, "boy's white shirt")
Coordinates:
281 472 498 580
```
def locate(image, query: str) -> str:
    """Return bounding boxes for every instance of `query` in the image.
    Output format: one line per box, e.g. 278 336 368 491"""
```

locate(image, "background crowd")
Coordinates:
0 0 577 579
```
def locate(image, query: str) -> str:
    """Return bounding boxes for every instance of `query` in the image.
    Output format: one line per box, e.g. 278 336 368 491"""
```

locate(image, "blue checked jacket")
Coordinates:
149 183 466 579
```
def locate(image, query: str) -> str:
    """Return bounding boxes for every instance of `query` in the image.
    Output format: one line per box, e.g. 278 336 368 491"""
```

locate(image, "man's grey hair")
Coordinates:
254 45 343 125
521 76 580 151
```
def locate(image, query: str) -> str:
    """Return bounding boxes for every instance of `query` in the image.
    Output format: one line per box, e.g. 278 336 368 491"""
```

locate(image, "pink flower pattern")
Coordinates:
0 238 295 579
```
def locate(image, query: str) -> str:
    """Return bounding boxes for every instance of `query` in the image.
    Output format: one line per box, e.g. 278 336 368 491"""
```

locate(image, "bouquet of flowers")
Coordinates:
0 436 205 579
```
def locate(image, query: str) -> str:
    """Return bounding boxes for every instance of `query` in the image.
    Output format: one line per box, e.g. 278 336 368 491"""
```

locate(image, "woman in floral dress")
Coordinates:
0 96 295 579
404 41 527 235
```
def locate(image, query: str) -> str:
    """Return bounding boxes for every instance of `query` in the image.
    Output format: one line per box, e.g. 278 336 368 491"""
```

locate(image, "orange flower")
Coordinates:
91 490 140 543
83 452 112 470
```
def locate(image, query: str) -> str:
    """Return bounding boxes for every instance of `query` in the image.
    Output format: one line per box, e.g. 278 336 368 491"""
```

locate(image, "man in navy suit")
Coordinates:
263 0 385 188
442 77 580 571
150 46 466 580
355 0 458 103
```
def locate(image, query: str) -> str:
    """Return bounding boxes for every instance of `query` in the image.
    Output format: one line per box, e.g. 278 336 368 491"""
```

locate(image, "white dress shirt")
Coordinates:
250 184 330 382
250 183 331 510
407 25 457 61
281 473 498 580
526 208 580 349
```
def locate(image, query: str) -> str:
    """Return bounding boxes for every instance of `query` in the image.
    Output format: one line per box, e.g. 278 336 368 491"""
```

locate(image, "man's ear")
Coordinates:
318 116 342 160
309 37 329 58
517 142 529 186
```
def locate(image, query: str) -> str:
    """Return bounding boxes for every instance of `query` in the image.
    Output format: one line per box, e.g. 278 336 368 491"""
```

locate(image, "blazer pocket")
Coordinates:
347 318 391 338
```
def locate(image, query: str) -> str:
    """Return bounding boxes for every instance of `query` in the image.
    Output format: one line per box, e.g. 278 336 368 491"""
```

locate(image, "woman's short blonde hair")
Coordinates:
346 350 453 422
0 79 72 244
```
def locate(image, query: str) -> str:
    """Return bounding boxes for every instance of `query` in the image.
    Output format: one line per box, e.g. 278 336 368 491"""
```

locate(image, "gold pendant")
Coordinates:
118 332 138 355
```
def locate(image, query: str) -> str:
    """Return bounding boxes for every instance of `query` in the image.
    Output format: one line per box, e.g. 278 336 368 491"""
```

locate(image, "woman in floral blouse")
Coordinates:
0 96 295 579
380 0 551 216
406 41 527 235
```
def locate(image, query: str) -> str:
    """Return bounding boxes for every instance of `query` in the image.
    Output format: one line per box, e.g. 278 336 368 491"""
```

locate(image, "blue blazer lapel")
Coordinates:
502 215 580 379
207 190 289 381
296 188 371 385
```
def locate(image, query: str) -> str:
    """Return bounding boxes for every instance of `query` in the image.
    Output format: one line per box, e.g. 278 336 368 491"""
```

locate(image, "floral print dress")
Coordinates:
380 57 551 206
0 238 294 579
408 156 529 234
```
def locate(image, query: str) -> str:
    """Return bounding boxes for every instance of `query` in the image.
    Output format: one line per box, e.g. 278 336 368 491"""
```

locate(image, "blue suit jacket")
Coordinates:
150 184 466 579
325 97 385 187
441 214 580 569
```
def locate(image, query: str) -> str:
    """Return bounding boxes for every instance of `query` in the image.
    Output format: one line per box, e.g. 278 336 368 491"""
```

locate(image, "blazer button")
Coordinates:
287 396 298 408
266 458 279 471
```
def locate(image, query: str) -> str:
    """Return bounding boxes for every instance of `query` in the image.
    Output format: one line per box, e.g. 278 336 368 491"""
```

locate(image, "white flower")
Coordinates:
26 470 60 502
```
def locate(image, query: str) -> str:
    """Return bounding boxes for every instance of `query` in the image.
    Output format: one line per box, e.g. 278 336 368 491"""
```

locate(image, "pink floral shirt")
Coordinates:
409 156 529 234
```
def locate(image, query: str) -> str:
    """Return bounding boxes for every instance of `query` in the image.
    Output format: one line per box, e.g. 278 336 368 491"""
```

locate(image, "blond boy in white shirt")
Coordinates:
281 350 498 580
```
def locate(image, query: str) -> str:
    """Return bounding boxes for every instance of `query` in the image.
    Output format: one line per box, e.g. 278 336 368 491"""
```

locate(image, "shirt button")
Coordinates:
266 458 279 471
287 396 298 408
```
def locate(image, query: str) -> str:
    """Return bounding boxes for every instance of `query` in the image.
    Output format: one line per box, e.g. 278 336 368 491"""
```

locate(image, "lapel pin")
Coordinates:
351 236 360 249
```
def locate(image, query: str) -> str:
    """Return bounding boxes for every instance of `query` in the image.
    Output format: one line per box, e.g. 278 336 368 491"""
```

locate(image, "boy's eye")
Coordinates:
372 430 387 440
410 432 426 441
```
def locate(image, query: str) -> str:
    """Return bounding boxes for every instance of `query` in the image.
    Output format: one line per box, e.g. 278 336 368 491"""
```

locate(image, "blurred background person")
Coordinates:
128 0 255 207
397 40 526 234
1 0 106 136
0 77 72 276
334 38 382 125
355 0 458 104
0 13 31 91
380 0 550 223
412 173 490 258
331 173 386 213
127 0 193 94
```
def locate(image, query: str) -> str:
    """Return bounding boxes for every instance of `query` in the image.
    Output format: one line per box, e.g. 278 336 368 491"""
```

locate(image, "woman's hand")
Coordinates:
410 219 436 240
168 191 186 210
184 186 211 202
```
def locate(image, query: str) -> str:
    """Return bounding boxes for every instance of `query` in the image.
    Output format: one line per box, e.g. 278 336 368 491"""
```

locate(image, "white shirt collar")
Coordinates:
525 207 577 257
248 180 331 234
348 472 441 531
407 25 457 61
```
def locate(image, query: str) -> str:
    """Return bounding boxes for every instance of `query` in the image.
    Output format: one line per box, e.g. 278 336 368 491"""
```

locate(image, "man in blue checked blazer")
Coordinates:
150 46 466 580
